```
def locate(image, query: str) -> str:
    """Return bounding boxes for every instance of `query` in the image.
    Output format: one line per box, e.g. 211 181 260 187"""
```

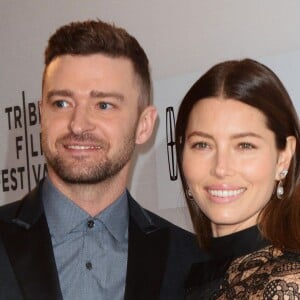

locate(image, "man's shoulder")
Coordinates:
145 209 208 259
0 185 42 225
0 200 23 221
144 208 195 238
127 194 195 239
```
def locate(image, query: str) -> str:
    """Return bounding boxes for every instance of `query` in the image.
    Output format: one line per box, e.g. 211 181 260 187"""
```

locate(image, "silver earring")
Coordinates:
277 170 288 199
186 188 194 201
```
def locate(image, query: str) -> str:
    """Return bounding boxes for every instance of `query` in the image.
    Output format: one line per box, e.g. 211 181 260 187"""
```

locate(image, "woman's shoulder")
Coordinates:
230 244 300 266
215 245 300 299
185 245 300 299
228 245 300 277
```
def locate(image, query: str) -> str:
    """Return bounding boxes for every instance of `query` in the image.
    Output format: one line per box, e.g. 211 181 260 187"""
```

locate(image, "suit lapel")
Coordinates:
0 184 63 300
125 196 170 300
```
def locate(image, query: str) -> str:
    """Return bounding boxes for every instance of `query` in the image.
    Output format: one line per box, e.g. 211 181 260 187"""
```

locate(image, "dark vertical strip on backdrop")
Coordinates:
22 91 31 191
166 106 178 181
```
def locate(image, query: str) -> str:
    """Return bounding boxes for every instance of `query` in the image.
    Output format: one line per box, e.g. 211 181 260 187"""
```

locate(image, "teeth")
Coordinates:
208 188 245 197
67 145 101 150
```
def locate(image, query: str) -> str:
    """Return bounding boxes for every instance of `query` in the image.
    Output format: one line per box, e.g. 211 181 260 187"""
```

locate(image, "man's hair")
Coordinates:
43 19 151 108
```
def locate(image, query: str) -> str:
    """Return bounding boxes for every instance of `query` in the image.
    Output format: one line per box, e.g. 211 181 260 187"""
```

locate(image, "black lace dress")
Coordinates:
185 226 300 299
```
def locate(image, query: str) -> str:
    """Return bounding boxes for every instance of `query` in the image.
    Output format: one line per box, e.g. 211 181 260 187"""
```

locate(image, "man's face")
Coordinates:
41 54 144 184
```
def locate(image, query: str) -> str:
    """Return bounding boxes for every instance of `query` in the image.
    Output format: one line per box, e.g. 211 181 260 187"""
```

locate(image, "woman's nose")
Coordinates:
212 149 234 178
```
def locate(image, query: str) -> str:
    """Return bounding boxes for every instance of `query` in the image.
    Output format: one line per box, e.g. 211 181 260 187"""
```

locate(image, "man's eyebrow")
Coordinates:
47 89 73 99
90 90 124 101
46 89 125 102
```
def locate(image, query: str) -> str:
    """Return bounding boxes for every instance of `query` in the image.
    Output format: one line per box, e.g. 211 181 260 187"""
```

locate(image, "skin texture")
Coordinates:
40 54 157 216
183 97 295 237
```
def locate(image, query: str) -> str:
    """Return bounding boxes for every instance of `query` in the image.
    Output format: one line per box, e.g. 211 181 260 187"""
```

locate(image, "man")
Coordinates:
0 20 205 300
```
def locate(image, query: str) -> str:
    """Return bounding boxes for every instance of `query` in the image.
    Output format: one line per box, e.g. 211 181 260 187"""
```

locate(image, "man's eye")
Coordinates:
98 102 113 110
54 100 69 108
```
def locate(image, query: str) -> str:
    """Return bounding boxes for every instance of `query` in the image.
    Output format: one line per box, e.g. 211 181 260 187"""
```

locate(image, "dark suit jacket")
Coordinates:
0 183 207 300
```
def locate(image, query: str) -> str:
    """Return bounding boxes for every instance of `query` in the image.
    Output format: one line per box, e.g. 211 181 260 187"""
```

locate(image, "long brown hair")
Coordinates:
176 59 300 251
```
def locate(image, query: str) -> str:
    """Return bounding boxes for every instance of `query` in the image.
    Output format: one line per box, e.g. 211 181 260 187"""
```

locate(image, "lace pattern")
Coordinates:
212 246 300 299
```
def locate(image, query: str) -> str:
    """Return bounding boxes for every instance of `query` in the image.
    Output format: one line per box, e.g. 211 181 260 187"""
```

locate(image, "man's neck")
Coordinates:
47 170 128 216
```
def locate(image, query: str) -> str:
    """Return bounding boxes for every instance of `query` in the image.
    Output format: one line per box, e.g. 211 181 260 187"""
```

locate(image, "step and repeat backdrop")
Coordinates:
1 4 300 231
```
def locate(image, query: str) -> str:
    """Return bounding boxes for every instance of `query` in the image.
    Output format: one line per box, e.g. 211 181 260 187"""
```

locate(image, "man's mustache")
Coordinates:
58 133 109 149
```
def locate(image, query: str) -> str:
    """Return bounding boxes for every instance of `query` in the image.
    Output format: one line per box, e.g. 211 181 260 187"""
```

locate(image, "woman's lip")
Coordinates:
207 188 246 197
205 187 246 203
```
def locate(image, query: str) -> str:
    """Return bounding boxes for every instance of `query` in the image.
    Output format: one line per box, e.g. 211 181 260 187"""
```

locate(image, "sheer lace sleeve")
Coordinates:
212 246 300 299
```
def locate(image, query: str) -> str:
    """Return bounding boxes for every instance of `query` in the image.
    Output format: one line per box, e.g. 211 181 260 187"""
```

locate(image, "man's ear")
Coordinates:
135 106 157 145
38 100 42 116
275 136 296 180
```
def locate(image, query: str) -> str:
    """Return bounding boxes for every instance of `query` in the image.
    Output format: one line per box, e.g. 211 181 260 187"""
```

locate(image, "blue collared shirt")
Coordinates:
42 178 129 300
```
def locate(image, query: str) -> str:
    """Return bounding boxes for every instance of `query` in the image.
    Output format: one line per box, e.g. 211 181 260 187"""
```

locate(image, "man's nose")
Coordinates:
68 106 95 135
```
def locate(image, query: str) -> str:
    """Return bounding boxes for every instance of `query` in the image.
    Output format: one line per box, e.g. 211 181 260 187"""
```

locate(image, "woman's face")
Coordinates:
182 97 294 237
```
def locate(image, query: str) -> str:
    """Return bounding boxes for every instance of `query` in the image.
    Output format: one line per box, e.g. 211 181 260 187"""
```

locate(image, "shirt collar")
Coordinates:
42 177 129 243
96 191 128 242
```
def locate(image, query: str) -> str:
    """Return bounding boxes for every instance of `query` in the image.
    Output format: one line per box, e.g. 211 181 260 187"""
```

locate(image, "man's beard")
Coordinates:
42 131 136 185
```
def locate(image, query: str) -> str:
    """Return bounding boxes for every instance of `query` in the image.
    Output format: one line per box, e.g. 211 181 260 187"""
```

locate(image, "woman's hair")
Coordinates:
175 58 300 251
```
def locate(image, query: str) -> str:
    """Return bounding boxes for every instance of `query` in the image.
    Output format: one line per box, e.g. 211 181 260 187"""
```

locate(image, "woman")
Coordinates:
175 58 300 299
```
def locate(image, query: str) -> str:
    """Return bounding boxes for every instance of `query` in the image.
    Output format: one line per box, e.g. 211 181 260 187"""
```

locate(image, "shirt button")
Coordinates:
87 220 94 228
86 261 93 270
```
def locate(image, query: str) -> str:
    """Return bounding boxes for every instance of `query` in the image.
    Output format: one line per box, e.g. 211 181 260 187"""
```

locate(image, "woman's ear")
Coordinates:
275 136 296 180
135 106 157 145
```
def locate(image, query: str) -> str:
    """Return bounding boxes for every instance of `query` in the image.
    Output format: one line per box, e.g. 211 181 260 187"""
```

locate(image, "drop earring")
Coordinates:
277 170 288 199
186 188 194 201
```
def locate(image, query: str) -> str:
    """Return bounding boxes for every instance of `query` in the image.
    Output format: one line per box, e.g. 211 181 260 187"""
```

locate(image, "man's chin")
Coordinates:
47 160 114 184
57 176 104 185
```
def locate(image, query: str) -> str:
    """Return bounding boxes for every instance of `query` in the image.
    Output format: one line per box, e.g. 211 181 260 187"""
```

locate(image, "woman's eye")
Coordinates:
53 100 69 108
238 142 255 149
98 102 113 110
192 142 210 149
